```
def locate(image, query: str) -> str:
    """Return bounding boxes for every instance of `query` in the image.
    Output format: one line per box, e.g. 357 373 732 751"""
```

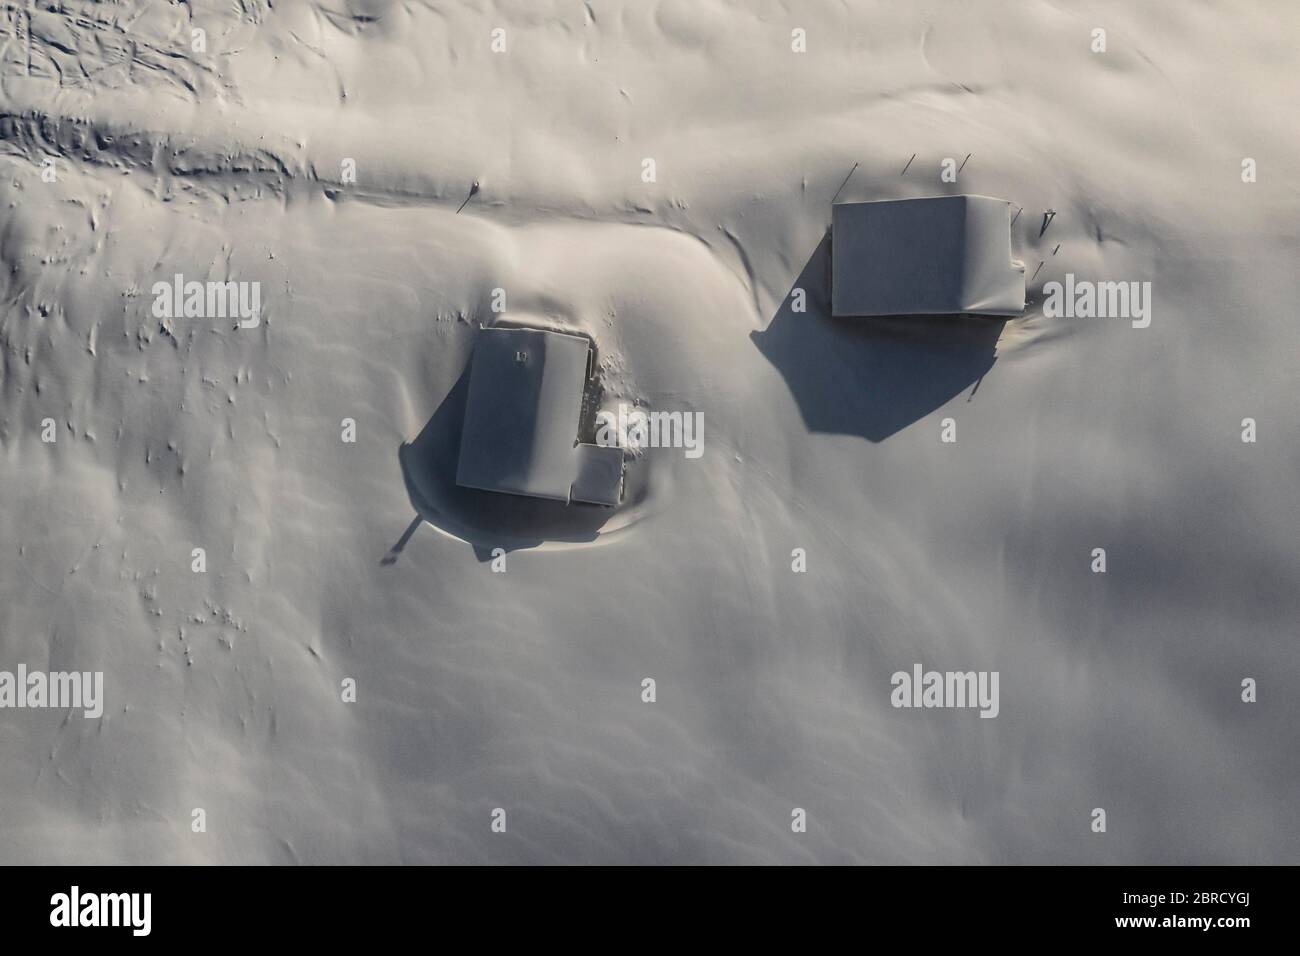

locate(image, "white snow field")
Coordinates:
0 1 1296 864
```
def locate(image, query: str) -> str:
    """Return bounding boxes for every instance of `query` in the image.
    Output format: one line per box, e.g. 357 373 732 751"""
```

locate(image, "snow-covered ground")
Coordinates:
0 0 1296 863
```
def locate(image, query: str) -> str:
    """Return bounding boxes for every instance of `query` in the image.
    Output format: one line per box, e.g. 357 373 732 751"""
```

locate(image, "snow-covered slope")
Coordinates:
0 0 1296 863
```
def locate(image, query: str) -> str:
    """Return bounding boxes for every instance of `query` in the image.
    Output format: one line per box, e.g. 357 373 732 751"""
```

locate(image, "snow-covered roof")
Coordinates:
831 195 1025 317
456 326 624 507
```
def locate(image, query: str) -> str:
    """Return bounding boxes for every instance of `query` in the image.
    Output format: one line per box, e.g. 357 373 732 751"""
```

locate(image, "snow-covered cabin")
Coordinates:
456 326 624 507
831 195 1025 317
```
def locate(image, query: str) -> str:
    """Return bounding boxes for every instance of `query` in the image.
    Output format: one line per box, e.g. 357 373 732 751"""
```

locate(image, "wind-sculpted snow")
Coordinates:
0 0 1296 865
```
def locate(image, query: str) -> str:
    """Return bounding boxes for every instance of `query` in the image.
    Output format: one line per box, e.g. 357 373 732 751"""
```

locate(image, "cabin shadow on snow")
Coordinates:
391 364 616 564
751 232 1006 442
